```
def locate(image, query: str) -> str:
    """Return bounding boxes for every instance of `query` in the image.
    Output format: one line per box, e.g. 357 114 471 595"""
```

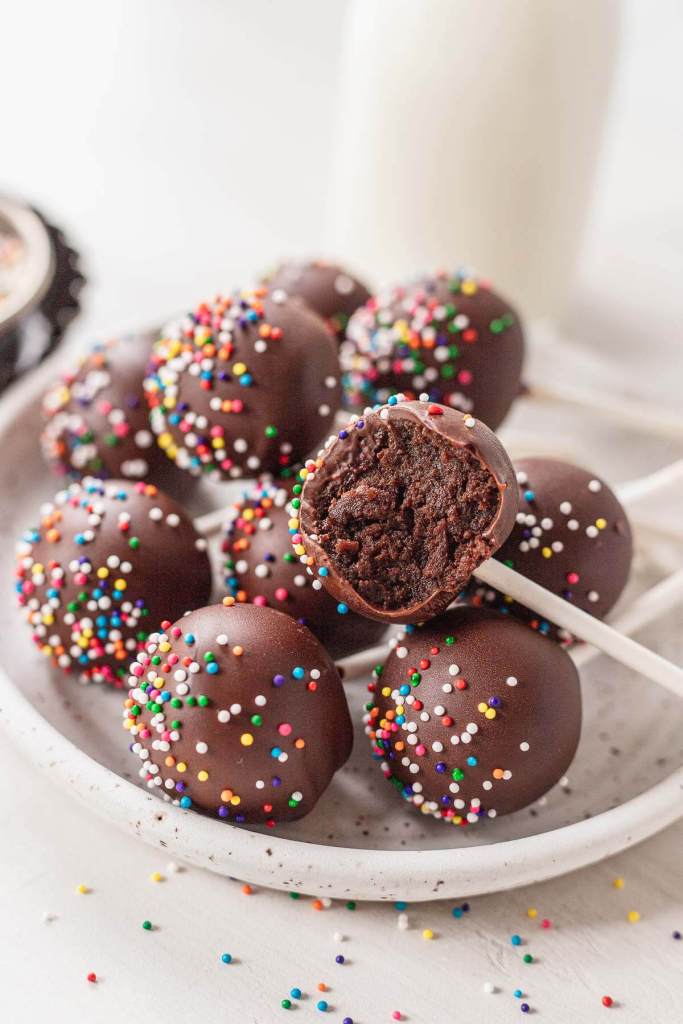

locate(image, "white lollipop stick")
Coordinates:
336 568 683 681
194 506 229 537
616 458 683 506
473 559 683 698
526 380 683 443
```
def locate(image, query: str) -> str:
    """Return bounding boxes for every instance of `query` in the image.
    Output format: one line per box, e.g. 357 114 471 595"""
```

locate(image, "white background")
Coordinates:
2 2 683 1021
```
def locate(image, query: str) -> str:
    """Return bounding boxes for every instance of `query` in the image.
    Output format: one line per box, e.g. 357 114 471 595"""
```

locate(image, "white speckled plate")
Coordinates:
1 342 683 901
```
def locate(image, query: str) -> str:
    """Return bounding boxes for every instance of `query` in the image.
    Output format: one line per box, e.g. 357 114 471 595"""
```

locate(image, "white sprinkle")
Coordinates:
520 741 530 752
483 981 496 994
588 479 602 493
506 676 518 687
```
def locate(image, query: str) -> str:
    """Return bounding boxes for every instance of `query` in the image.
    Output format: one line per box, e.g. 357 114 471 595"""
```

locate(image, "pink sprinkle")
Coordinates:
253 595 268 607
274 587 288 602
278 723 292 737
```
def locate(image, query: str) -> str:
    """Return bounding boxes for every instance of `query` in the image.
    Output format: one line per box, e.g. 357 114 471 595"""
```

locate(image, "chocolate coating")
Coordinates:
263 259 371 341
466 458 633 642
15 478 212 687
41 330 177 483
366 606 582 823
341 269 524 429
222 479 387 659
144 288 342 480
122 603 353 823
293 398 518 624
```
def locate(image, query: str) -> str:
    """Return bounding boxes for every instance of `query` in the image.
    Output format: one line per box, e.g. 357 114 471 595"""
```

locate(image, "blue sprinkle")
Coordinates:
180 796 192 809
292 666 305 679
337 603 349 615
221 953 232 964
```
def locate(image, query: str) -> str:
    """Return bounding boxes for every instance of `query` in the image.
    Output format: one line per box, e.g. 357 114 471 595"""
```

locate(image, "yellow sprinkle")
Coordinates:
613 877 624 889
77 884 89 895
381 686 391 698
150 872 163 883
485 708 497 720
294 544 305 556
541 546 552 558
197 770 209 782
422 929 434 940
230 795 241 806
223 596 236 607
596 518 607 529
232 362 247 375
527 907 538 919
177 762 187 773
627 910 640 924
241 733 254 747
97 567 109 579
477 702 487 713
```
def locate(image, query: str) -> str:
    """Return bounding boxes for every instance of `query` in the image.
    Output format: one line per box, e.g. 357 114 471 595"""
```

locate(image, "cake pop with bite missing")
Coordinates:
291 396 518 624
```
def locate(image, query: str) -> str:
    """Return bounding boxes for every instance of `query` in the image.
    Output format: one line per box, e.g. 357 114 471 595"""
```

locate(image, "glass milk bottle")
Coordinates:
326 0 621 320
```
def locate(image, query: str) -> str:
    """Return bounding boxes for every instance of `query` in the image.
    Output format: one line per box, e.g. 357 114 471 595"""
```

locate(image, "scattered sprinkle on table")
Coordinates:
527 908 537 918
422 928 434 940
511 933 522 946
221 953 232 964
613 877 625 889
627 910 641 924
87 972 97 984
602 995 614 1007
142 919 153 931
76 884 90 895
150 872 164 883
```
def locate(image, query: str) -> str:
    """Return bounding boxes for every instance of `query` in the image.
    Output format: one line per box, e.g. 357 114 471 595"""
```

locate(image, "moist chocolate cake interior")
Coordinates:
309 416 501 611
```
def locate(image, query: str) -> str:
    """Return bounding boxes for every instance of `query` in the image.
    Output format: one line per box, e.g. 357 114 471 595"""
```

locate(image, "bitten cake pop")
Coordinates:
262 259 371 341
15 478 212 687
122 603 353 824
341 268 524 429
222 479 387 659
144 288 342 480
366 606 582 824
41 330 174 482
291 397 517 624
466 457 633 642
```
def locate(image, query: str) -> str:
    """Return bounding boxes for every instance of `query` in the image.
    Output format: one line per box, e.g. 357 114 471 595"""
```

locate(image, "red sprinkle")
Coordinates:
427 404 443 416
602 996 613 1008
87 972 97 984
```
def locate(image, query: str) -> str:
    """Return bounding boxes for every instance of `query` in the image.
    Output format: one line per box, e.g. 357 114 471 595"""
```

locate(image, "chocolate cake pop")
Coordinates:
15 478 212 687
366 606 582 824
122 603 353 824
291 397 518 624
222 480 387 659
144 288 342 480
262 259 371 341
41 330 174 483
341 268 524 429
466 458 633 642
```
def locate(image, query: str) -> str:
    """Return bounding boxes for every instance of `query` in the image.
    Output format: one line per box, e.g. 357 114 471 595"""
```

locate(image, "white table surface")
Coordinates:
2 686 683 1024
